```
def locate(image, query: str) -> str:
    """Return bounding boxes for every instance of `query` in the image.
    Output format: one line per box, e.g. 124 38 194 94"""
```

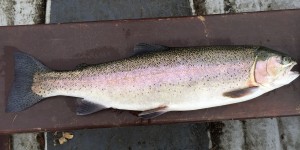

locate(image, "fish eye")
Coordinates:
282 56 291 64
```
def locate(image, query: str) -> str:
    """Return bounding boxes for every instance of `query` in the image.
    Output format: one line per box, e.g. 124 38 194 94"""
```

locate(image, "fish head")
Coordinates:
255 47 299 88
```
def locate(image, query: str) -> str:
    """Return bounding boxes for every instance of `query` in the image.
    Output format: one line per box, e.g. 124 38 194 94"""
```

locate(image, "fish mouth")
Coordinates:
286 61 299 79
272 61 299 87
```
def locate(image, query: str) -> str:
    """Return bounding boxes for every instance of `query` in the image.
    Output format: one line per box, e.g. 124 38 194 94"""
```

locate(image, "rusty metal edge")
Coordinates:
0 113 297 135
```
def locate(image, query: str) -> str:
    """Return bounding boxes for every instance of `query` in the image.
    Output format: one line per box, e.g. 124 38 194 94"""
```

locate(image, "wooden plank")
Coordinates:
0 135 10 150
0 10 299 134
0 0 45 26
46 0 192 24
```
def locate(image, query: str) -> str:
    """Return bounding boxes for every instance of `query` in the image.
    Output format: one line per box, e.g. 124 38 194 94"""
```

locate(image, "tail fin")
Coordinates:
6 52 49 112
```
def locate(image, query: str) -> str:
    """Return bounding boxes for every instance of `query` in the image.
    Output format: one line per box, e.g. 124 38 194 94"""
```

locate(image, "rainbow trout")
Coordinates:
6 44 299 118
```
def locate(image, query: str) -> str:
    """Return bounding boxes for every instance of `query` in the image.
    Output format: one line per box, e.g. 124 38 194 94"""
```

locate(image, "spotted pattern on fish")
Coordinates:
7 44 298 115
31 46 257 111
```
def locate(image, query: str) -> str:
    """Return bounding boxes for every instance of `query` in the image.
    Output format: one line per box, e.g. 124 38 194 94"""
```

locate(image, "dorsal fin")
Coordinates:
134 43 169 55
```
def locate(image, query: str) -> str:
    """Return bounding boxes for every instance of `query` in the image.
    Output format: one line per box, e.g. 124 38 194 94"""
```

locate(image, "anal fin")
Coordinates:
223 86 259 98
138 106 168 119
76 98 107 115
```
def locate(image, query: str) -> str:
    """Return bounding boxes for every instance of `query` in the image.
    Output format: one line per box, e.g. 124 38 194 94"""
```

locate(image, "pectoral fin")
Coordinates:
138 106 168 119
134 43 169 55
223 86 259 98
76 98 107 115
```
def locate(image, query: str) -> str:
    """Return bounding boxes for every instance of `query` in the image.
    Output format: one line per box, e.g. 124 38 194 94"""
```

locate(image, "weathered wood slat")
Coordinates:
0 0 44 26
0 135 10 150
0 10 299 134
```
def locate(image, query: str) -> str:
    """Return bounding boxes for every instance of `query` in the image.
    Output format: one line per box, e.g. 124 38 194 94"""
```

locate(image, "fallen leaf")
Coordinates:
59 137 67 145
63 132 74 139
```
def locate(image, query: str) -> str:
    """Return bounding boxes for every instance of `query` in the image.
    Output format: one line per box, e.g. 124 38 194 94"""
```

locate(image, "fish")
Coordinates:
6 43 299 119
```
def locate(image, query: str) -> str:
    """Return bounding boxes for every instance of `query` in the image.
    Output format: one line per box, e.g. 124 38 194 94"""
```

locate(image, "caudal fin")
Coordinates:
6 52 49 112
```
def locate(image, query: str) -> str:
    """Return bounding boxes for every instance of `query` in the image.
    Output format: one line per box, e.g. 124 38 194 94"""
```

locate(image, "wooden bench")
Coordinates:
0 9 299 134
